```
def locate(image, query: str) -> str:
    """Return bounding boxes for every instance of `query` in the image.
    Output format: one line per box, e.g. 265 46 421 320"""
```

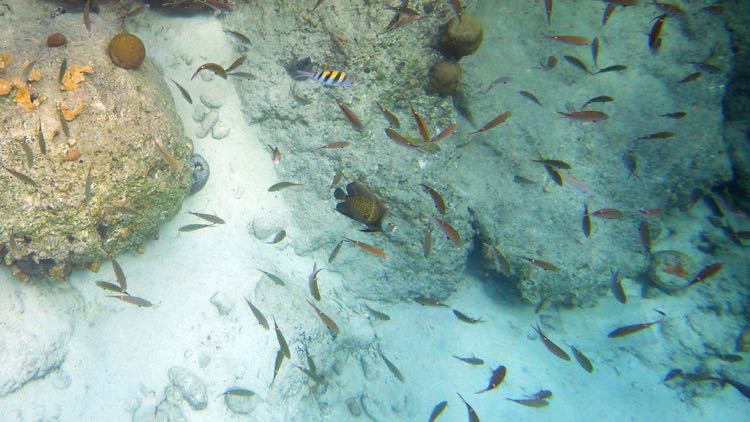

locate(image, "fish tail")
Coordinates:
295 69 314 80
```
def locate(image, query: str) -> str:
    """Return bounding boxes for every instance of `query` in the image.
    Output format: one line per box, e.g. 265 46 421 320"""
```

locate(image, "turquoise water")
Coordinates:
0 1 748 421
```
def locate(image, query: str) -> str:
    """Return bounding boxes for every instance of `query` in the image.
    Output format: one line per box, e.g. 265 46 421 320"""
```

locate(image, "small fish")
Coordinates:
703 194 724 217
545 35 591 45
320 141 351 149
224 29 251 44
37 119 46 155
582 204 591 237
308 262 324 301
663 368 683 382
654 1 685 17
379 351 405 382
450 0 462 19
428 400 448 422
363 304 390 321
420 184 446 214
244 297 269 330
570 346 593 373
679 72 702 83
532 323 571 361
544 0 553 25
661 111 686 119
610 269 626 304
713 353 743 363
581 95 613 109
152 137 182 171
268 145 281 165
592 208 624 219
268 181 302 192
639 221 651 256
476 365 506 394
433 216 461 246
608 320 662 338
384 128 420 149
514 175 536 185
532 390 553 400
491 245 512 276
191 63 227 80
178 223 214 232
266 230 287 244
228 71 256 80
257 269 286 286
544 165 562 186
312 0 325 11
591 37 600 68
636 131 675 140
2 166 38 188
485 75 511 93
602 3 617 25
118 4 147 20
469 111 512 135
558 111 608 122
423 223 432 258
538 56 557 70
507 398 549 407
188 211 225 224
687 263 722 286
453 309 484 324
96 280 125 293
563 55 591 74
217 388 255 399
453 355 485 365
308 300 340 335
375 101 400 128
623 153 638 179
336 98 364 131
271 348 284 386
328 241 343 263
532 157 571 169
595 64 628 74
432 123 457 143
411 106 431 142
522 256 559 271
343 238 388 259
414 297 449 307
170 79 192 104
83 0 91 31
273 317 291 359
519 90 543 106
225 55 246 73
58 57 67 84
111 258 127 292
18 139 34 168
649 14 668 53
108 294 152 307
58 109 71 138
296 70 353 87
457 393 480 422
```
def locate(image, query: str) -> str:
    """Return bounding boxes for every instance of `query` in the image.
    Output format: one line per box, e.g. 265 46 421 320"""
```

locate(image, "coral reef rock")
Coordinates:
428 61 462 97
0 12 191 281
439 14 484 58
108 32 146 70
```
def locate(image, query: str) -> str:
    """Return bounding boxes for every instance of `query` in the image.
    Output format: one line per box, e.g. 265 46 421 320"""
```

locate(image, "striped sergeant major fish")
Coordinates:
296 69 354 86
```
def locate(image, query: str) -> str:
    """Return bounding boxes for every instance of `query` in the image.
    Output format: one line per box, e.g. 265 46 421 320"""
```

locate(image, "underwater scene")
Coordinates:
1 0 749 420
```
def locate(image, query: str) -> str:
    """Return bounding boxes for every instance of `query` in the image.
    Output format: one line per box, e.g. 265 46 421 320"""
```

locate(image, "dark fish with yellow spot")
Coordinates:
522 256 559 271
108 294 152 307
273 316 291 358
453 355 484 365
608 319 662 338
268 181 302 192
570 345 594 373
476 365 506 393
191 63 227 80
296 69 353 86
457 393 480 422
428 400 448 422
532 323 571 361
188 211 225 224
378 351 405 382
308 262 324 301
334 181 387 232
244 297 269 330
266 230 286 244
170 78 192 104
420 184 446 214
375 101 400 128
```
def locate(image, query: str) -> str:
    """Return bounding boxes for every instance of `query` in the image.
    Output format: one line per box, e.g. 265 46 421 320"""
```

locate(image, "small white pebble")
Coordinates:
200 71 215 82
200 94 223 108
212 120 230 139
210 291 233 315
196 111 218 138
192 104 207 122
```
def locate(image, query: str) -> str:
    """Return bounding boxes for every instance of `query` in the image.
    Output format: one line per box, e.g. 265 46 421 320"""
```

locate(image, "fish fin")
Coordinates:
333 187 346 200
346 181 377 202
336 202 365 224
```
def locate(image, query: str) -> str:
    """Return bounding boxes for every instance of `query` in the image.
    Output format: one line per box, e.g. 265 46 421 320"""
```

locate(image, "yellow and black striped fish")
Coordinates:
296 69 354 86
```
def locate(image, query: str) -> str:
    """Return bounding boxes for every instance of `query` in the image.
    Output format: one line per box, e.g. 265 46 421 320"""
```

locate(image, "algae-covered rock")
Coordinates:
648 250 696 292
439 14 484 58
428 61 462 97
108 32 146 70
0 12 191 281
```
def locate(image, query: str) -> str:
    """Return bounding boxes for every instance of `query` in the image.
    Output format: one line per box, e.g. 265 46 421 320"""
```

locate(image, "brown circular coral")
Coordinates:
47 33 66 48
428 61 462 97
439 14 484 58
108 32 146 70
